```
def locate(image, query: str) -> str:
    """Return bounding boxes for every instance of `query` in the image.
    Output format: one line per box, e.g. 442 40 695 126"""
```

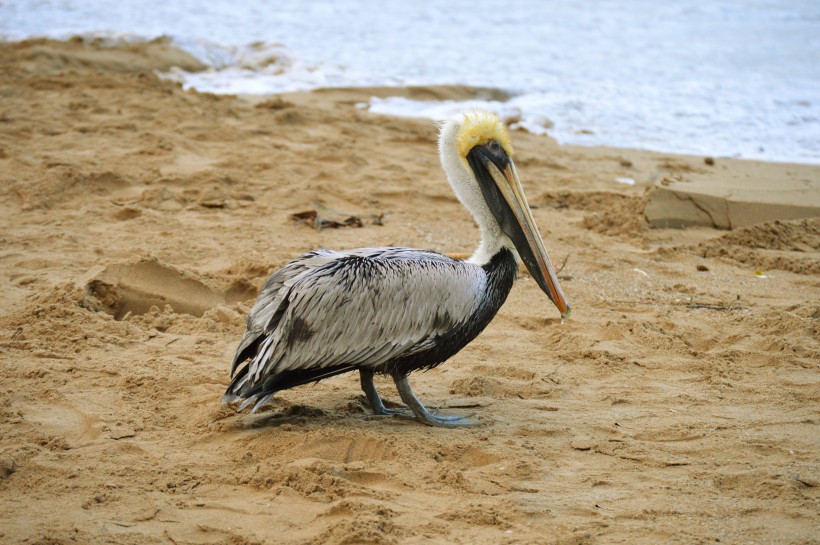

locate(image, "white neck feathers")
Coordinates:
438 117 515 266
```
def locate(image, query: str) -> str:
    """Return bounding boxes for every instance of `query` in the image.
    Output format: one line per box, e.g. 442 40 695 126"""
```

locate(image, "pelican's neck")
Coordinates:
438 117 516 267
467 227 515 266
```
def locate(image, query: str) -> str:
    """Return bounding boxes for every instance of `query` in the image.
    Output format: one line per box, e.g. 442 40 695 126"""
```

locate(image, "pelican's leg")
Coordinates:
393 375 477 428
359 369 408 416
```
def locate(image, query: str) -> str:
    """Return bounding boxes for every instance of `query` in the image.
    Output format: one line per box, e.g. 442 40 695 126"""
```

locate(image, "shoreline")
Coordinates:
5 34 819 165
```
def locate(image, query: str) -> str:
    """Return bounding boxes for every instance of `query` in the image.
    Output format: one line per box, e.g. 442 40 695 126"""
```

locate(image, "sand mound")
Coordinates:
309 84 513 103
694 218 820 274
707 217 820 252
535 190 648 237
644 161 820 229
1 36 206 75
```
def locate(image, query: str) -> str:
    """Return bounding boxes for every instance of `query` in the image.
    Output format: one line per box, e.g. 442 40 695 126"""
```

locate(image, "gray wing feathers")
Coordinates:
237 248 485 385
230 250 338 375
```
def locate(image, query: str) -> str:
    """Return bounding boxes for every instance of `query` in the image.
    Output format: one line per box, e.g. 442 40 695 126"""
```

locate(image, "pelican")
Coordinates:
223 111 570 427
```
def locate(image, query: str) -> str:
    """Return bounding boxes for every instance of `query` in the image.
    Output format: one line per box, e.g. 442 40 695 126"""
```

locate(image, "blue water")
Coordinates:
3 0 819 163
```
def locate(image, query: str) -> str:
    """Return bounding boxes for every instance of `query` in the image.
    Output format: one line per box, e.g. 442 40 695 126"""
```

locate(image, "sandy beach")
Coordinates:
0 38 818 545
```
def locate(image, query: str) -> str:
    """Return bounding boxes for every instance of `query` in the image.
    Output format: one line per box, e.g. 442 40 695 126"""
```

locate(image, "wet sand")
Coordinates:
0 38 818 545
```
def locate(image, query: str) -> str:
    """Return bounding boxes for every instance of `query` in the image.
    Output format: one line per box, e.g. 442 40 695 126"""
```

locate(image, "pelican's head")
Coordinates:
439 111 570 319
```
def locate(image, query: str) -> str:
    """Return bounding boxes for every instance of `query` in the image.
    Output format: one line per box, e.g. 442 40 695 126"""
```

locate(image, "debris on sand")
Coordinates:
290 209 364 230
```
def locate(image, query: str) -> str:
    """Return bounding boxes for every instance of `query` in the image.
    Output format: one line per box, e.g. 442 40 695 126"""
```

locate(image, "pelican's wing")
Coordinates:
225 248 486 406
229 249 337 375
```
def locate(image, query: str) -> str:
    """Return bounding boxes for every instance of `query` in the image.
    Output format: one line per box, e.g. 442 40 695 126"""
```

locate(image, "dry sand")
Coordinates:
0 38 818 545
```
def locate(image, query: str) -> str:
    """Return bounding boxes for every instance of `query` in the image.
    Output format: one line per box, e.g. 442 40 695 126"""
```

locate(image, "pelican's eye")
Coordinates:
490 140 501 152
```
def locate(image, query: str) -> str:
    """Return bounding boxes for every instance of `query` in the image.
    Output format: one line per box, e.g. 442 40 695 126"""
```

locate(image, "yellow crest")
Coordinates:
455 111 514 158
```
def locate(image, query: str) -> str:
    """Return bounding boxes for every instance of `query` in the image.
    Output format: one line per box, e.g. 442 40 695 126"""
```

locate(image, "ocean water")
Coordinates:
2 0 819 164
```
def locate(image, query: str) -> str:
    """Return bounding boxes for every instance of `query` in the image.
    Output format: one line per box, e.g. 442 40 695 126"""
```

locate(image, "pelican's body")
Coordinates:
224 112 569 426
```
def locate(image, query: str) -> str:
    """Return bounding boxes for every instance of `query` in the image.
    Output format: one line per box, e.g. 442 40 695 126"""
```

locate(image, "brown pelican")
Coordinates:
223 111 569 427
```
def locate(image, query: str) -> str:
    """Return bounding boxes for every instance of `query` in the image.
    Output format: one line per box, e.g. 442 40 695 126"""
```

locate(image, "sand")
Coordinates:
0 38 818 545
644 163 820 230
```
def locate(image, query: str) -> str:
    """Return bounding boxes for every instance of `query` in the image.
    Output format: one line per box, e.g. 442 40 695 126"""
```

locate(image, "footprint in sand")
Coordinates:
82 256 255 319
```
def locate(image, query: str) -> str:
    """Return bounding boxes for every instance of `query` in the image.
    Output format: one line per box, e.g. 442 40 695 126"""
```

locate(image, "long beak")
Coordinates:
468 149 570 319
